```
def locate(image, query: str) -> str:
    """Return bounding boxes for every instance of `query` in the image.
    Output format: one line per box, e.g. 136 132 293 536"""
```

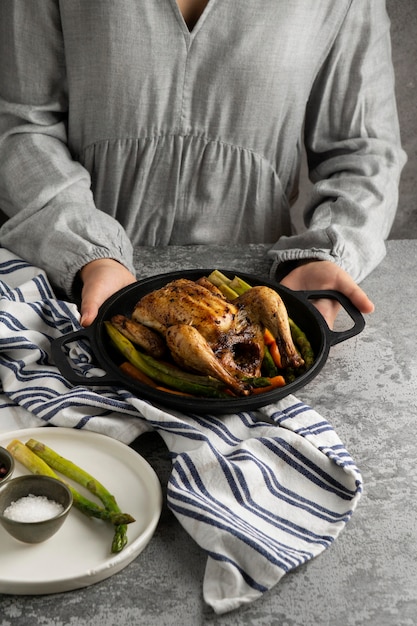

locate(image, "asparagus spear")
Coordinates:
217 282 241 300
7 440 134 552
207 270 252 297
7 439 57 479
206 270 235 291
260 346 279 377
228 275 252 295
25 438 134 553
7 439 134 525
111 522 129 553
289 319 315 369
26 439 121 510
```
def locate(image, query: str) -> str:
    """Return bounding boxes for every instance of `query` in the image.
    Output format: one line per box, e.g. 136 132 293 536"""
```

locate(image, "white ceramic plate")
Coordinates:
0 427 162 595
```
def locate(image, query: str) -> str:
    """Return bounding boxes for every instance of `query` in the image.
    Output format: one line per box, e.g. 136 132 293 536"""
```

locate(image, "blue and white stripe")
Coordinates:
0 247 362 614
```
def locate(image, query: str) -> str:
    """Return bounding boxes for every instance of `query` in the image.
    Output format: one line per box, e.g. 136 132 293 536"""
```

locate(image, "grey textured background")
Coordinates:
387 0 416 238
0 1 415 237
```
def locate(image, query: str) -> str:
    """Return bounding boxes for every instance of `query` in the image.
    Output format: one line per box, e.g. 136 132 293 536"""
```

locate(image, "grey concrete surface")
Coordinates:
1 240 416 625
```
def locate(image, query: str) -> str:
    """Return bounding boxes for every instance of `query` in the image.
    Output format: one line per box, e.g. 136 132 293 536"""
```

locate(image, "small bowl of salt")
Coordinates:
0 475 73 544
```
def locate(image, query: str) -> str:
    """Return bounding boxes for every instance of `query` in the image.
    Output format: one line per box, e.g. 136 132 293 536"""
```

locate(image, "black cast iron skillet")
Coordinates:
51 269 365 414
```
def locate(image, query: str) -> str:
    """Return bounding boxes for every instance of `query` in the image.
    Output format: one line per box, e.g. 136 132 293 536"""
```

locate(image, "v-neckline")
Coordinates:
169 0 215 38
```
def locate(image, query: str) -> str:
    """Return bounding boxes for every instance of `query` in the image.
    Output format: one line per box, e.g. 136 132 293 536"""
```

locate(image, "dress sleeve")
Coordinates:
268 0 407 283
0 1 135 296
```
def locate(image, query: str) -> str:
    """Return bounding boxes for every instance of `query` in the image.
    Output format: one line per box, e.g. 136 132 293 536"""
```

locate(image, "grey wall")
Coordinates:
387 0 417 238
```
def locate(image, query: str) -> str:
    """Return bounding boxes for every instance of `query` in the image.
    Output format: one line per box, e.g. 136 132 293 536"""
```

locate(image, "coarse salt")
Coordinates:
3 494 64 522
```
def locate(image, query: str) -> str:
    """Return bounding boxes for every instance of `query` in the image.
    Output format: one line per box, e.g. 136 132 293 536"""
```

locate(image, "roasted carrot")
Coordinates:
263 329 283 369
155 386 195 397
263 328 275 345
251 375 286 394
119 361 158 387
268 342 282 369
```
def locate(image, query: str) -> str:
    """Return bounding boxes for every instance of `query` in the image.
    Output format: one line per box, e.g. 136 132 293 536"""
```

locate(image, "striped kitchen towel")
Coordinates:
0 247 362 614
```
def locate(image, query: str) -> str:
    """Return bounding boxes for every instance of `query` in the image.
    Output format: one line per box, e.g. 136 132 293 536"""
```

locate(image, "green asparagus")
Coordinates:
261 345 279 377
289 319 315 369
7 439 134 553
26 439 117 509
207 270 252 297
25 438 132 552
228 275 252 295
206 270 235 291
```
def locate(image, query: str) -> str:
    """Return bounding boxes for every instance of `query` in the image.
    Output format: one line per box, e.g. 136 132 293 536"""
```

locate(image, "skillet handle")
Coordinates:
50 328 121 387
302 289 365 346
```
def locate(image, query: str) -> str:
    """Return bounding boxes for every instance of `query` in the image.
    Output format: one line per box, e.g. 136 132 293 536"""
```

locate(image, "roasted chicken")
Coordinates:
111 314 166 358
112 277 304 396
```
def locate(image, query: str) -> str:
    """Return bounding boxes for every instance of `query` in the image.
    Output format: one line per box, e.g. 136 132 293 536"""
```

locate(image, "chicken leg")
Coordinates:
166 324 250 395
236 286 304 368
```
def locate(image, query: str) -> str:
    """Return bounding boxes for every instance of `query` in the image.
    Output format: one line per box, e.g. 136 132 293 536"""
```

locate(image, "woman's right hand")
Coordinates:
280 260 374 329
79 258 137 327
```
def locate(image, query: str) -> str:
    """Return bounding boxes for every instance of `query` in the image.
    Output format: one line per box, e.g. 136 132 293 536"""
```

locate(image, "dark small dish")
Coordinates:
0 446 15 485
0 475 73 544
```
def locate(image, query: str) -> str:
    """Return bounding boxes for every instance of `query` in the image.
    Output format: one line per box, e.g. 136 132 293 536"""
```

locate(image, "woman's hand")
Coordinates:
280 260 374 328
79 258 137 327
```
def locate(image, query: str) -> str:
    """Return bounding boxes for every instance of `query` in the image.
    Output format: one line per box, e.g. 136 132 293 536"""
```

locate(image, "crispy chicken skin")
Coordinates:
110 313 166 358
131 278 303 395
133 278 236 344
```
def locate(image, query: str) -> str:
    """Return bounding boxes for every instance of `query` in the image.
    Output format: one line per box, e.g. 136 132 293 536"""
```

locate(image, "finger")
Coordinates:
80 304 99 327
338 281 375 315
80 290 102 327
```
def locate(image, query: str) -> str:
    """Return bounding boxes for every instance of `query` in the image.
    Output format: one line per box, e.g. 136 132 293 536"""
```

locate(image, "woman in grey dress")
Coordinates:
0 0 406 327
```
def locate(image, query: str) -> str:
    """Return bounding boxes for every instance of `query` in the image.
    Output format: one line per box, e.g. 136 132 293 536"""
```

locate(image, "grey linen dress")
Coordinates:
0 0 406 295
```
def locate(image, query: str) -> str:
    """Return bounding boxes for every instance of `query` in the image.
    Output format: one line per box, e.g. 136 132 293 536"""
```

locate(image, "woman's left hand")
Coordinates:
280 260 374 328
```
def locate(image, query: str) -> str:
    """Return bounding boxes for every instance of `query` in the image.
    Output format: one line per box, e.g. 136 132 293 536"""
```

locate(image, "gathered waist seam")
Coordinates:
78 132 278 174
